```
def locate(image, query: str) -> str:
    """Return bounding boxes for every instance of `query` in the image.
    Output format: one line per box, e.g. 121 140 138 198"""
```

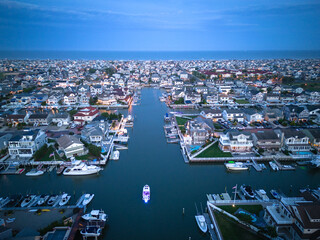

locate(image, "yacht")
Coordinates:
255 189 269 201
81 226 102 237
82 210 108 222
59 193 71 206
225 161 248 171
195 215 208 233
240 185 255 199
26 169 44 176
63 161 101 176
82 194 94 206
21 195 36 207
142 185 150 203
37 195 49 206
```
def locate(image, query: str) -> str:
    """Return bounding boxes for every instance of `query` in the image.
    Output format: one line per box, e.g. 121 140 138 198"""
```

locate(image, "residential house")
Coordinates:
252 130 281 151
244 109 264 123
283 106 309 122
276 129 311 153
56 135 86 159
51 113 70 126
200 109 223 122
219 130 253 153
303 129 320 151
6 114 29 125
222 109 245 122
8 130 47 159
63 92 78 105
28 113 51 126
73 107 100 125
185 116 214 145
81 121 109 146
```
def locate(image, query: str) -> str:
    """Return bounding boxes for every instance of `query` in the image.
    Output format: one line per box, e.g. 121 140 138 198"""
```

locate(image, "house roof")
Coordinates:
57 135 83 149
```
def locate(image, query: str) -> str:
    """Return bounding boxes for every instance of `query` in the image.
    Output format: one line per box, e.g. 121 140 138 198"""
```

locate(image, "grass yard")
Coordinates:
37 145 63 161
75 154 96 160
219 205 263 216
175 116 188 126
214 212 264 240
195 142 232 158
235 99 250 104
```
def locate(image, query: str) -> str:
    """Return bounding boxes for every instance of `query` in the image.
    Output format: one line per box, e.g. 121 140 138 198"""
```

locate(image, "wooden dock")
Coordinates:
204 213 218 240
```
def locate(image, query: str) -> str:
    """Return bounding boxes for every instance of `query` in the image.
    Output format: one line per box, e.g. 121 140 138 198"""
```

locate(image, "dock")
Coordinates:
249 159 262 172
274 159 295 171
203 213 218 240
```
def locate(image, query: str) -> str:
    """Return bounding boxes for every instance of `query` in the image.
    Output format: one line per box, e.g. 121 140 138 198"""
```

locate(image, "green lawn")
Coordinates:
235 99 250 104
37 146 63 161
75 154 96 160
176 116 189 126
214 212 264 240
195 142 232 158
219 205 263 216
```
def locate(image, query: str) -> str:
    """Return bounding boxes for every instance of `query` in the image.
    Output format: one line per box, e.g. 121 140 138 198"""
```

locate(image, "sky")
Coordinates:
0 0 319 51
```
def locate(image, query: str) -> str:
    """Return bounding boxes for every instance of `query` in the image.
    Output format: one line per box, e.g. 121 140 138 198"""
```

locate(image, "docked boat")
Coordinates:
195 215 208 233
142 185 150 203
63 161 101 176
225 161 248 171
240 185 255 199
310 159 320 168
82 210 108 222
82 194 94 206
270 190 281 199
47 195 59 205
59 193 71 206
26 169 44 176
110 150 120 160
21 195 36 207
37 195 49 206
255 189 269 201
56 166 65 175
269 161 279 171
81 226 102 237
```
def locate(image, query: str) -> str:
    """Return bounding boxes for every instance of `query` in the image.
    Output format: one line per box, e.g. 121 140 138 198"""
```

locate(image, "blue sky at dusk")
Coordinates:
0 0 319 51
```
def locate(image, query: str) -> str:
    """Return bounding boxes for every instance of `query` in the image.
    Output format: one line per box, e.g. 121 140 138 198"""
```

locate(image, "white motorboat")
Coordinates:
26 169 44 176
81 226 102 237
255 189 269 201
37 195 49 206
47 195 59 205
21 195 36 207
225 161 248 171
82 194 94 206
195 215 208 233
270 190 281 199
59 193 71 206
111 150 120 160
63 161 101 176
240 185 255 199
269 161 279 171
310 159 320 168
142 185 150 203
82 210 108 222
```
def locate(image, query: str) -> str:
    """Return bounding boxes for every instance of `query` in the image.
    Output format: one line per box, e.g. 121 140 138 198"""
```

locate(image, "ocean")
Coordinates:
0 50 320 60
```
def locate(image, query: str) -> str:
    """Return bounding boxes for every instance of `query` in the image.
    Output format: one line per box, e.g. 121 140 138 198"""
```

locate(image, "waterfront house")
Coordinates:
8 130 47 159
73 106 100 125
81 121 109 146
57 135 86 159
219 130 253 153
0 133 12 151
252 129 281 151
303 129 320 151
276 129 311 153
222 109 245 122
185 116 214 145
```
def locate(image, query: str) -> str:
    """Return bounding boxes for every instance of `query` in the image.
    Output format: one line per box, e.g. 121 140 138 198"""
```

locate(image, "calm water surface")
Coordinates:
1 88 320 240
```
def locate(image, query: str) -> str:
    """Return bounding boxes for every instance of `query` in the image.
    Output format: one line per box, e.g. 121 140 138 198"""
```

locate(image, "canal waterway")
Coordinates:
1 88 320 240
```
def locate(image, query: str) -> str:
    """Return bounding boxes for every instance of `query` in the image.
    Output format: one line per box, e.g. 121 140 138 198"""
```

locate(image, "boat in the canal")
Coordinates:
110 150 120 160
56 165 65 175
26 169 44 176
37 195 49 206
59 193 71 206
82 194 94 206
63 161 101 176
142 185 150 203
269 161 279 171
47 195 59 205
195 215 208 233
21 195 36 207
81 226 102 237
270 189 281 199
82 210 108 222
240 185 255 199
225 161 248 171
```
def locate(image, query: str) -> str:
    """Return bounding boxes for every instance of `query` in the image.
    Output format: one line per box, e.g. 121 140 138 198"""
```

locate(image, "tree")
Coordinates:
89 97 98 105
174 97 184 104
88 144 101 158
0 72 5 81
105 67 116 76
89 68 96 74
41 101 46 106
267 87 272 93
58 99 63 105
69 110 77 117
282 76 295 85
